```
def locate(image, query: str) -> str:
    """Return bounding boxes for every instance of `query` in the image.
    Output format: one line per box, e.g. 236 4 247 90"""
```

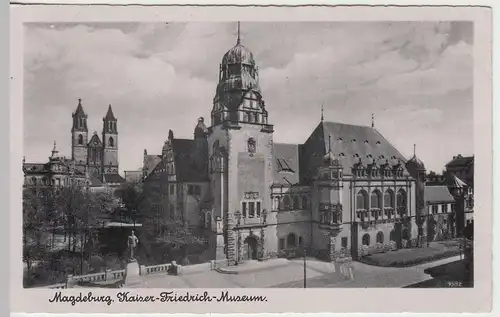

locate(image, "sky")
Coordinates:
24 22 473 174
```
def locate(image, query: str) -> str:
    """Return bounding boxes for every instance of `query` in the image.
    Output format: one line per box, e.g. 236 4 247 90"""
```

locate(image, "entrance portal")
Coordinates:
244 236 258 260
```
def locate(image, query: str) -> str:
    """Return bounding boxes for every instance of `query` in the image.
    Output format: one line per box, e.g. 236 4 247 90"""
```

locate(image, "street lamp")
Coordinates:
447 175 466 238
303 248 307 288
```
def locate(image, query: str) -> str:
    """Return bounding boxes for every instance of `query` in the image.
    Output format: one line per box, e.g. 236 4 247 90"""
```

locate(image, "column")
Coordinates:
329 234 336 262
226 213 236 265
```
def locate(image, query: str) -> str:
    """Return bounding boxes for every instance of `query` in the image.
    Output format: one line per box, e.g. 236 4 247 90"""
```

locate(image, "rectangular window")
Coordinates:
188 185 193 195
432 205 438 214
341 237 348 248
441 204 448 213
249 202 255 217
242 202 247 218
169 184 176 195
451 203 456 213
279 238 285 250
256 202 261 217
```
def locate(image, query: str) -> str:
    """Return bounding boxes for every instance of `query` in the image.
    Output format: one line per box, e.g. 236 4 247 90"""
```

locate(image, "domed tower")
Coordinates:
211 23 270 129
71 98 88 166
207 23 275 264
405 144 426 242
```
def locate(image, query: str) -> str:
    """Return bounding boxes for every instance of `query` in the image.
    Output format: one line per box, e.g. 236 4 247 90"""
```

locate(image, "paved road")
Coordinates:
138 255 461 288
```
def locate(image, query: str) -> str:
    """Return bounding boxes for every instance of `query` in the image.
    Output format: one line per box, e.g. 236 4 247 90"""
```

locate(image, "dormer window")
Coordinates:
364 140 369 144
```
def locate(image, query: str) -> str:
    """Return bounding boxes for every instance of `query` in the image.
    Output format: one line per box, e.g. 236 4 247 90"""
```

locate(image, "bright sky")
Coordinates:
24 22 473 174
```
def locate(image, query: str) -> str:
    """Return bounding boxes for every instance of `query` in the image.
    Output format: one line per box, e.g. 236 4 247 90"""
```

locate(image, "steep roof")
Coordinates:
73 99 86 117
300 121 409 182
425 185 455 204
104 104 116 121
322 121 407 167
103 173 125 184
143 154 162 177
272 143 300 185
446 155 473 168
172 138 208 182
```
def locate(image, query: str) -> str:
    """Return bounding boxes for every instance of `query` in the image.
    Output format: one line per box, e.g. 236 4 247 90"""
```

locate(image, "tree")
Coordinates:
116 180 206 265
22 187 50 272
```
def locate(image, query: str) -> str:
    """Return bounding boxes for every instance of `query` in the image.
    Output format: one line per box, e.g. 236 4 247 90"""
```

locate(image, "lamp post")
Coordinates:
303 248 307 288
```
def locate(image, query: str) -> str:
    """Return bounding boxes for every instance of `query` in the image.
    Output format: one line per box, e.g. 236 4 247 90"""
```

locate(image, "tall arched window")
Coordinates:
376 231 384 243
356 190 369 210
301 195 308 209
362 234 370 246
287 233 297 248
283 195 291 210
397 189 407 208
371 190 382 209
247 138 256 154
108 137 114 147
384 189 394 208
293 195 300 210
78 134 83 145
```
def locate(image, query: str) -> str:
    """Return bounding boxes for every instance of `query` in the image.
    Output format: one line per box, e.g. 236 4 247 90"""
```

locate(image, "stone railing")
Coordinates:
142 263 172 275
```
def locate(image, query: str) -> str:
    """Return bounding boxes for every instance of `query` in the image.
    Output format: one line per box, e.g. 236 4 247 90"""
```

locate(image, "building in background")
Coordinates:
23 100 125 191
446 154 474 189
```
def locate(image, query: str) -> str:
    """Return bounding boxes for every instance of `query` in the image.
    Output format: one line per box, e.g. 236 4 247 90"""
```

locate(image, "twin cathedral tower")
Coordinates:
71 99 119 179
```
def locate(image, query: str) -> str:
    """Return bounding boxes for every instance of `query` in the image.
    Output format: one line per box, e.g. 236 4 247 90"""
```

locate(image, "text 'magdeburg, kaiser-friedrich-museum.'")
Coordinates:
23 25 474 276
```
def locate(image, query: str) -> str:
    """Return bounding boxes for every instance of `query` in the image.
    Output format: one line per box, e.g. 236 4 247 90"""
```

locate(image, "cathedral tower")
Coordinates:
71 99 88 165
102 104 119 174
208 23 275 263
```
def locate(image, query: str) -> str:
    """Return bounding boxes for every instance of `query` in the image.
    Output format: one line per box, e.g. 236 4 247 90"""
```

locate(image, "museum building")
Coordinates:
141 29 438 265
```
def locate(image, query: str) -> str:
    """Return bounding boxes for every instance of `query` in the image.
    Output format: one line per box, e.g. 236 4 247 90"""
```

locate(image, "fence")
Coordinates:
36 260 212 289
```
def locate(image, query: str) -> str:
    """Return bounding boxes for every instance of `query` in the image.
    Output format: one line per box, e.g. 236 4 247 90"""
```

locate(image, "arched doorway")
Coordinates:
244 236 259 260
287 233 297 248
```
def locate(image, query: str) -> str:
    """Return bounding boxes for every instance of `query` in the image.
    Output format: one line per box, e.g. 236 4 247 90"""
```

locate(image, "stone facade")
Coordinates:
139 31 469 265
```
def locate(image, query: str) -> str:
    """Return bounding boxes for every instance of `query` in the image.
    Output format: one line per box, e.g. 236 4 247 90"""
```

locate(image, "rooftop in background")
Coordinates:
446 154 474 168
425 185 455 204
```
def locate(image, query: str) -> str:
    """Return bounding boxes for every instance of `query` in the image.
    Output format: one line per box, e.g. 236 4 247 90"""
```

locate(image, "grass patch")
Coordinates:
359 241 461 267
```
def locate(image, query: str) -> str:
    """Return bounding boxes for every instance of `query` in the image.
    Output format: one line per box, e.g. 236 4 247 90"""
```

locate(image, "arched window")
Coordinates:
376 231 384 244
371 190 382 209
384 189 394 208
362 234 370 246
402 229 410 240
389 230 396 242
293 195 300 210
108 137 114 147
247 138 256 154
287 233 297 248
356 190 369 210
301 195 308 209
397 189 407 208
78 134 83 145
283 195 291 210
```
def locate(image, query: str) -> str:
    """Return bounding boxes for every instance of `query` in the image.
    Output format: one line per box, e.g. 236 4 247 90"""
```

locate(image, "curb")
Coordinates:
214 268 239 275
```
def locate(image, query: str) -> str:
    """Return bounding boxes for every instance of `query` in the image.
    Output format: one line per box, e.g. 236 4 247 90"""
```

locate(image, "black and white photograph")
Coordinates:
10 3 493 314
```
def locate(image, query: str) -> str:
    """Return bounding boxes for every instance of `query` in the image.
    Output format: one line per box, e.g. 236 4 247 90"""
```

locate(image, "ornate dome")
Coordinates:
407 155 425 170
222 42 255 66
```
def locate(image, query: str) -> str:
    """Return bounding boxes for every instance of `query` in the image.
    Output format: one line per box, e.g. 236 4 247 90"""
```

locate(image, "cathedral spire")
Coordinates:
237 21 241 45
